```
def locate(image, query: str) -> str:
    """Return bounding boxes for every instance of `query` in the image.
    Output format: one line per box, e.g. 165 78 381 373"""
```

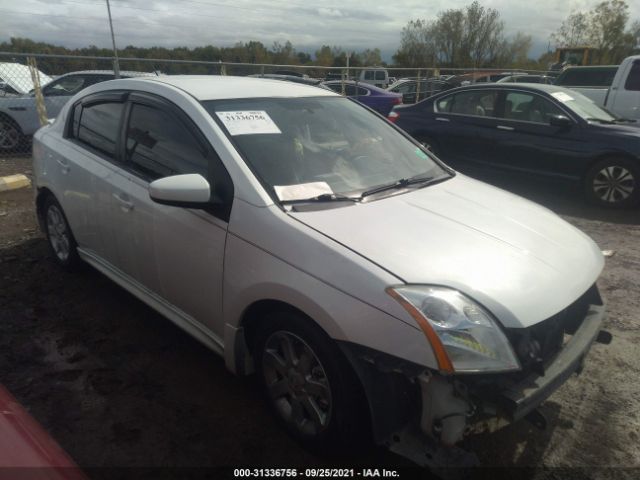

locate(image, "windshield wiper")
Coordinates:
360 174 441 199
280 193 360 204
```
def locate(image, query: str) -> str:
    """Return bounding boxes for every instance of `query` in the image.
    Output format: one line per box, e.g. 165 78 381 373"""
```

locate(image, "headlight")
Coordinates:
387 286 520 374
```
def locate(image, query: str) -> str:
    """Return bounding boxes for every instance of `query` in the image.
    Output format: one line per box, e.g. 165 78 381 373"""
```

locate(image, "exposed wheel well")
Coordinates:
582 152 639 182
241 299 317 355
35 187 56 231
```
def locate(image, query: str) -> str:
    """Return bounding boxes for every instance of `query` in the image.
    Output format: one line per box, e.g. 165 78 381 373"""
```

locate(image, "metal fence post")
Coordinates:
27 57 48 127
416 69 421 103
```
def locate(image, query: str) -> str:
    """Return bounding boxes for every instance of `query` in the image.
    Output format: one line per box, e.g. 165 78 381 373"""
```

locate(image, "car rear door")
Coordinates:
490 90 585 176
430 89 500 163
58 92 128 256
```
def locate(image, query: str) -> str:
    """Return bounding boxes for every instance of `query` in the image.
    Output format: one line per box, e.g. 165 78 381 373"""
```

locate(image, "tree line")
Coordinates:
1 0 638 74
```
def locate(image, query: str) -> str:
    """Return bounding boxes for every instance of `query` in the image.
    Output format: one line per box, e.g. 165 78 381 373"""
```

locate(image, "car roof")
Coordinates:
435 83 572 95
131 75 338 100
56 70 157 78
322 80 391 93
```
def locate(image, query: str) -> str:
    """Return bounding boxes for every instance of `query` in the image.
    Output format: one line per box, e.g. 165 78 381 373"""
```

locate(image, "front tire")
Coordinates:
255 312 369 452
0 115 25 153
584 158 639 207
43 196 82 270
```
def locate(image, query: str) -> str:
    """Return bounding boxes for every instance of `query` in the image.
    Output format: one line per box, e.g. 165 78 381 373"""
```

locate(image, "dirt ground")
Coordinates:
1 155 639 478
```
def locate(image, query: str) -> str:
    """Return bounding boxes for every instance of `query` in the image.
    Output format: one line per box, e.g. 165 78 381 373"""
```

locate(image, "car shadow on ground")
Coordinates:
454 166 639 225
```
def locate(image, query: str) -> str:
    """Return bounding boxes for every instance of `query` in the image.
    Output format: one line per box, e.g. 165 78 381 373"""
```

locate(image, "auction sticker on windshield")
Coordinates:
274 182 333 201
216 111 282 136
551 92 574 103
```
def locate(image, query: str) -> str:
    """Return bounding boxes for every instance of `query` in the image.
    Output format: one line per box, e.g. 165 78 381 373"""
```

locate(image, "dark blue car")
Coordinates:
389 83 640 207
322 80 402 116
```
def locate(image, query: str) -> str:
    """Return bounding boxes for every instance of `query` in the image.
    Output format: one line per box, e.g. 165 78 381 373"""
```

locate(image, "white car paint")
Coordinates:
32 75 607 461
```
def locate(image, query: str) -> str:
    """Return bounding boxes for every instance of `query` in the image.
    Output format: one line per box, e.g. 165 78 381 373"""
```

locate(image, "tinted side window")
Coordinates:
375 71 386 80
503 92 563 123
624 60 640 91
125 103 208 180
558 68 616 87
364 71 374 80
448 91 498 117
436 95 453 112
76 102 125 158
325 83 342 93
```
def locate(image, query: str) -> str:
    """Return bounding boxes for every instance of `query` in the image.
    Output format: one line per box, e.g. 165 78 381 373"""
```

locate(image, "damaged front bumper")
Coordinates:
340 302 608 467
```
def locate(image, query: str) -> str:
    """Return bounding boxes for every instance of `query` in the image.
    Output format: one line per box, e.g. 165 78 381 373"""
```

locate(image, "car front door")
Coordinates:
490 90 585 176
108 93 233 338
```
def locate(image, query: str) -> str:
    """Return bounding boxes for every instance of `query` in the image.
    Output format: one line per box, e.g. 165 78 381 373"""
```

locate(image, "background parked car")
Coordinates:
554 56 640 121
387 78 455 104
497 74 554 84
322 80 402 115
389 83 640 207
0 62 52 95
0 70 156 152
248 73 322 86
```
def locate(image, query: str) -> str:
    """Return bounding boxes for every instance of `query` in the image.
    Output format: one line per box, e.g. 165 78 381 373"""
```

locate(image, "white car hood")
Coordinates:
290 175 604 328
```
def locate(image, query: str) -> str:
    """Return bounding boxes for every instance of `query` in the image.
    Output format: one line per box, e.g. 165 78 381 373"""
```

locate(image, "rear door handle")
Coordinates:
435 117 450 122
55 157 70 174
112 192 134 212
497 125 514 131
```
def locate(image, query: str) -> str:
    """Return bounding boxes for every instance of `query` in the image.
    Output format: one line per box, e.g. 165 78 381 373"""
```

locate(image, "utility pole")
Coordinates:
105 0 120 78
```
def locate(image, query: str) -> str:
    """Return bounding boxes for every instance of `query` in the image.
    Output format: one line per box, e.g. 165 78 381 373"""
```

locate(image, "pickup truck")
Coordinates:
554 55 640 120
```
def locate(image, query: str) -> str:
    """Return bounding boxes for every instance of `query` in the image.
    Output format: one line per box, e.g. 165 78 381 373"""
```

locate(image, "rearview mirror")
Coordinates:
149 173 211 208
549 114 572 128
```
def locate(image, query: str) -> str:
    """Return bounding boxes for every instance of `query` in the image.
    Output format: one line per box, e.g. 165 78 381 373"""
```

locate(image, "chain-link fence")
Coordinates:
0 51 549 156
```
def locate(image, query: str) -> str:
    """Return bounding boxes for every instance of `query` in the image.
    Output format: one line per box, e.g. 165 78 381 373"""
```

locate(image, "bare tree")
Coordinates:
551 12 590 47
394 1 517 68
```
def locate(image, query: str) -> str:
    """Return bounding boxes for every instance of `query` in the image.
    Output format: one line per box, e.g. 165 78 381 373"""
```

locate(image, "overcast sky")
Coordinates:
1 0 639 61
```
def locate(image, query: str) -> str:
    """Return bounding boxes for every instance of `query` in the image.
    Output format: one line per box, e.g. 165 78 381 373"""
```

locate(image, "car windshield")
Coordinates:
550 89 617 122
202 96 449 201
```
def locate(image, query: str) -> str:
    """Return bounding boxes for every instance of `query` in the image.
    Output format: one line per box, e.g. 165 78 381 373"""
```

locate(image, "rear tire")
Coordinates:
43 196 82 271
254 311 369 453
584 157 639 208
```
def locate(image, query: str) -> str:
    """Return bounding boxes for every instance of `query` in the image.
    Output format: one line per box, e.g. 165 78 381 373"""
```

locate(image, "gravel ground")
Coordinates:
0 156 638 478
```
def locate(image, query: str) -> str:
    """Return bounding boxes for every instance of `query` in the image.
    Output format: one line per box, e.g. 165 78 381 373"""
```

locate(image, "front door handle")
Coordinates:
112 192 134 212
497 125 514 131
435 117 450 122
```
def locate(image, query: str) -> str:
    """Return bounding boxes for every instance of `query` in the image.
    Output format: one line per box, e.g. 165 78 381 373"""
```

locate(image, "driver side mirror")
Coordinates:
149 173 211 208
549 114 572 128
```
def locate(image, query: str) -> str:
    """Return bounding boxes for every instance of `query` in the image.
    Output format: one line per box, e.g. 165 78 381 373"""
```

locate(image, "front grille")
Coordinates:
504 284 602 376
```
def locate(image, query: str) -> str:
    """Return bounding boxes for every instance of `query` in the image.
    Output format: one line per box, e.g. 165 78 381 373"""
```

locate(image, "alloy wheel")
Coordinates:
46 204 71 261
262 331 332 436
592 165 636 204
0 120 20 150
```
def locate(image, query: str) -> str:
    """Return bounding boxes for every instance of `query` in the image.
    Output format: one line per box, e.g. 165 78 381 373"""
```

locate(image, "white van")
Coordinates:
359 68 389 88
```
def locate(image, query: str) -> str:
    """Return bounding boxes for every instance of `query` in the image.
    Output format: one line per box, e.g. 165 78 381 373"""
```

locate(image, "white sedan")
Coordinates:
32 75 608 466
